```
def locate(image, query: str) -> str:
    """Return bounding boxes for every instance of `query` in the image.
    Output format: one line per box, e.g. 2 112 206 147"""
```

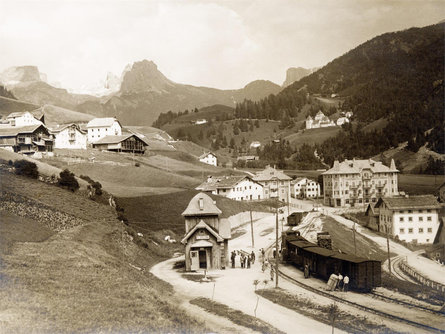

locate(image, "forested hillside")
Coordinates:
235 23 444 165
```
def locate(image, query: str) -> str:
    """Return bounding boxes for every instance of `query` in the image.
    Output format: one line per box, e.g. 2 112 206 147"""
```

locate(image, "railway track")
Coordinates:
278 268 445 333
390 255 417 283
369 291 443 315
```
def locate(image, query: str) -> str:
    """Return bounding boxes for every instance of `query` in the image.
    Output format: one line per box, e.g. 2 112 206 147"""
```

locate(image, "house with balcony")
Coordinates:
0 124 53 157
196 175 264 201
51 123 87 149
292 177 321 198
322 158 399 207
253 165 292 202
86 117 122 143
375 195 441 244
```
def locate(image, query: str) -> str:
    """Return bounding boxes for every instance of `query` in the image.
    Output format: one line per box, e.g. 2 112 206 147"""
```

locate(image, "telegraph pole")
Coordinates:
386 222 392 275
353 220 357 256
250 207 254 248
275 200 279 288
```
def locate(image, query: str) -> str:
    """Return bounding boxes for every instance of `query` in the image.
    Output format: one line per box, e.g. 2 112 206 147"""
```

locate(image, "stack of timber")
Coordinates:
317 232 332 250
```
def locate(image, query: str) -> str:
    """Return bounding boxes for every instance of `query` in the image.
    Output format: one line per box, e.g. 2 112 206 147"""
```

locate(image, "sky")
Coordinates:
1 0 444 93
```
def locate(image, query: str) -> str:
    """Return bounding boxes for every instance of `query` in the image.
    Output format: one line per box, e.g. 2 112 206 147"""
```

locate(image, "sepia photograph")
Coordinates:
0 0 444 333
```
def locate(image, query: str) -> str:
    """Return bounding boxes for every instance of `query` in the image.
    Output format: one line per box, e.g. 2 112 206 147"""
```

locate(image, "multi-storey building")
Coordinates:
51 123 87 149
292 177 321 198
196 175 264 201
322 158 399 207
375 195 441 244
86 117 122 143
253 165 292 202
5 111 43 127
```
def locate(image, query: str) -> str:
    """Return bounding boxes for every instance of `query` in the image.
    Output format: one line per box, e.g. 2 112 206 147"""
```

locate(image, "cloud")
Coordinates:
0 0 444 92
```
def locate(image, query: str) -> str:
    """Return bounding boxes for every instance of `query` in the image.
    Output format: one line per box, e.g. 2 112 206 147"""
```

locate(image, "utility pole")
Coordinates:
353 220 357 256
275 200 279 288
250 207 254 248
386 222 392 275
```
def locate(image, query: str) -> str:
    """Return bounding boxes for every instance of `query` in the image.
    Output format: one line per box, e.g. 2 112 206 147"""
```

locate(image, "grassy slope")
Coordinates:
284 126 341 148
0 96 38 117
0 168 205 333
38 104 94 126
117 189 273 236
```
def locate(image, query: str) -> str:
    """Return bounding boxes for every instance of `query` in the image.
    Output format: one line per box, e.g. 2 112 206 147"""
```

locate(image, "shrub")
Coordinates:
80 175 102 195
135 162 140 167
58 169 79 192
13 160 38 179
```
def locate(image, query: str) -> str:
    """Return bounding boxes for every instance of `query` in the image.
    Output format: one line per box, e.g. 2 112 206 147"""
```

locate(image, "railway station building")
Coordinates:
181 193 230 271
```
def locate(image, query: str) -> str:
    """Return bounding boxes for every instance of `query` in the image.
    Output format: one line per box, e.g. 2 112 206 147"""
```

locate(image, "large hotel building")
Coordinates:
322 158 399 207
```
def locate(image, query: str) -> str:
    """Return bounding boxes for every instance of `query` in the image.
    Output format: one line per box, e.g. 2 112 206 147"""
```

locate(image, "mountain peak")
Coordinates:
0 65 44 86
282 67 315 87
120 60 174 94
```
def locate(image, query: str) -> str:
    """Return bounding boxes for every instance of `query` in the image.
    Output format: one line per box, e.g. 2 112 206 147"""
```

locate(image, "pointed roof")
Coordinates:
322 158 399 175
253 165 292 182
93 134 147 145
0 124 48 137
50 123 86 134
375 195 441 210
199 151 217 159
87 117 121 128
181 220 224 244
182 192 222 216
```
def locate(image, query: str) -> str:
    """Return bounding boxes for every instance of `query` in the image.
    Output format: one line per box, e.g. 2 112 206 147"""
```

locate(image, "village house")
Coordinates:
253 165 292 202
92 134 148 154
336 117 350 126
250 141 261 149
193 119 207 125
51 123 87 149
181 192 230 271
0 124 53 157
322 158 399 207
5 111 43 127
305 111 336 129
196 175 264 201
199 152 217 166
375 195 442 244
86 117 122 143
292 177 321 198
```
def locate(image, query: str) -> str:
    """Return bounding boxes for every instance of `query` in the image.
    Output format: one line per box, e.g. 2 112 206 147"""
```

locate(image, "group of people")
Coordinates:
231 250 255 269
327 272 349 292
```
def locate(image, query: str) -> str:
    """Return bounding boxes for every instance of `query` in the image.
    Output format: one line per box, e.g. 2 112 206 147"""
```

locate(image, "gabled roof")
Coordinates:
196 175 263 191
50 123 87 134
253 166 292 181
87 117 121 128
322 158 398 175
0 124 47 137
375 195 441 210
6 111 31 118
93 134 147 145
181 220 224 244
199 151 217 159
182 192 222 216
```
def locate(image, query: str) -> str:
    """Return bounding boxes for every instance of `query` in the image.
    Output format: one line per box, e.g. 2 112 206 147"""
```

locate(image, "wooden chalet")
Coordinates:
92 134 148 154
0 124 53 155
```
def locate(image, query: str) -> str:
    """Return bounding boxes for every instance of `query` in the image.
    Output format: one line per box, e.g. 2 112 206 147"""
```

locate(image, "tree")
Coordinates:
254 119 260 128
13 160 38 179
58 169 79 192
229 137 235 149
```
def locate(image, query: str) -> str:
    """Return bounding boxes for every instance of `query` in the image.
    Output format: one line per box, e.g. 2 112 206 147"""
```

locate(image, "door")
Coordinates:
190 250 199 271
199 250 207 269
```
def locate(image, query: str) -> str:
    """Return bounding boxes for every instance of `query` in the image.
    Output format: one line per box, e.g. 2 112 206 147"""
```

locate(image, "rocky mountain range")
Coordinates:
282 67 318 87
0 60 283 125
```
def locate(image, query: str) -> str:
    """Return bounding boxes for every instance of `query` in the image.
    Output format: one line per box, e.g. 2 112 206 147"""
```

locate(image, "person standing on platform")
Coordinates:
243 254 247 268
337 273 343 291
247 255 251 268
231 251 236 268
251 251 255 265
270 266 274 281
240 254 244 268
343 276 349 292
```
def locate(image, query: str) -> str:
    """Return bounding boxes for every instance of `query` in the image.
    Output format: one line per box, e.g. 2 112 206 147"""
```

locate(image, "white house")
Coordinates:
51 123 87 149
199 152 217 166
86 117 122 143
194 119 207 125
5 111 43 127
375 195 441 244
292 177 321 198
196 175 264 201
336 117 350 126
305 111 336 129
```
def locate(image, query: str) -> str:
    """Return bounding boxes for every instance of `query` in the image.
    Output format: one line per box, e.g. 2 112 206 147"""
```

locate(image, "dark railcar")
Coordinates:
283 232 381 291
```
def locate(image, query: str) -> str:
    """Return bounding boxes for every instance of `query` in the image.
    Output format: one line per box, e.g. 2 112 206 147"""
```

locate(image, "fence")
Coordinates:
399 261 445 293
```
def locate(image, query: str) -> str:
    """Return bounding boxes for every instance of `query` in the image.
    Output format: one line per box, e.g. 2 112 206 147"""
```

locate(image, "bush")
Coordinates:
80 175 102 195
58 169 79 192
13 160 38 179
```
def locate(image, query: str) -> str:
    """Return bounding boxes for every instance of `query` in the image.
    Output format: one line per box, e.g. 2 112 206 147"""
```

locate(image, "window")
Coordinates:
427 216 432 221
419 217 423 222
427 209 431 213
408 217 413 222
399 228 405 234
399 210 404 214
418 210 423 213
399 217 404 222
408 228 413 234
408 210 412 213
418 228 424 233
428 228 432 233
